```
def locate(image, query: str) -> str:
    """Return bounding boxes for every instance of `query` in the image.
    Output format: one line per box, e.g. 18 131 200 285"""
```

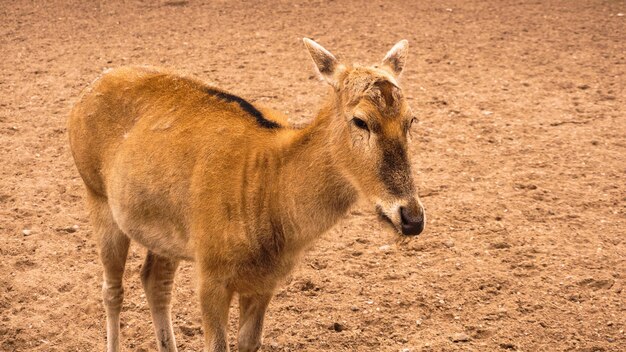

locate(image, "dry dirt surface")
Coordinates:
1 1 625 351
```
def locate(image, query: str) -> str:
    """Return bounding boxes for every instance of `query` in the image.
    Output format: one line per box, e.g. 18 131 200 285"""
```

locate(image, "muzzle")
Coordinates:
376 198 425 236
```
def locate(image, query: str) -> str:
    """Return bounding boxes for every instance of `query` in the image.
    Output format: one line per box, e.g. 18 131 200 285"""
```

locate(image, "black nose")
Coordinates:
400 206 424 236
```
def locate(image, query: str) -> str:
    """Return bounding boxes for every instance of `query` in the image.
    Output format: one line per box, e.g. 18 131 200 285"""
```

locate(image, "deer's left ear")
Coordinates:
382 40 409 76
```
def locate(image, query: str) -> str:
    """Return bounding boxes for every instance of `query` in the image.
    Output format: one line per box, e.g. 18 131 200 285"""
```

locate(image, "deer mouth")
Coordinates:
376 205 400 234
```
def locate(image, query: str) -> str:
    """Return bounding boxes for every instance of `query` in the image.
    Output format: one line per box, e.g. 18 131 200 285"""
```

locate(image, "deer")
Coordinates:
68 38 425 352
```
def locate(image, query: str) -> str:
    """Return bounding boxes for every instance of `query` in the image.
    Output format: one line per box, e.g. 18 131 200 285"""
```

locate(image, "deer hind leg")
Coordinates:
237 293 273 352
141 251 180 352
88 193 131 352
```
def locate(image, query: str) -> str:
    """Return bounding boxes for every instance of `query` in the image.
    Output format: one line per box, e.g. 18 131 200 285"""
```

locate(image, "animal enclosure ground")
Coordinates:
0 0 624 351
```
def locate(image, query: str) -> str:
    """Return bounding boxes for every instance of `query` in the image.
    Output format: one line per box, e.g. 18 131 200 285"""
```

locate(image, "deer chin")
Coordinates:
375 205 402 235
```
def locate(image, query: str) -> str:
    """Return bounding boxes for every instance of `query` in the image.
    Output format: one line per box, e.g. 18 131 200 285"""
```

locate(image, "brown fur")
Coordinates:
68 39 424 352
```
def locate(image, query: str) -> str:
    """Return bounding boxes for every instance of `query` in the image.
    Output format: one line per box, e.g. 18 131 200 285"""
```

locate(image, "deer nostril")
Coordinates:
400 206 424 236
400 206 422 225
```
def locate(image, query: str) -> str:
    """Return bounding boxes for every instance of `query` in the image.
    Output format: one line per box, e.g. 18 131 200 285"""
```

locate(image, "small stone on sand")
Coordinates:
451 333 470 342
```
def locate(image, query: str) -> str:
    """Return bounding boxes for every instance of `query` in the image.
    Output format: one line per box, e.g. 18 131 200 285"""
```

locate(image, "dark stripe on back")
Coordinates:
203 87 281 129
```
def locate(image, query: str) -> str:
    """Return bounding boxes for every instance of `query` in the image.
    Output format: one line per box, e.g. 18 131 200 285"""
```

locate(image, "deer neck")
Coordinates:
273 101 359 249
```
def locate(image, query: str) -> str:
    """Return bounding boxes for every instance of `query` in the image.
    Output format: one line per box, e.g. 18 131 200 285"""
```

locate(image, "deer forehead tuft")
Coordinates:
340 66 403 112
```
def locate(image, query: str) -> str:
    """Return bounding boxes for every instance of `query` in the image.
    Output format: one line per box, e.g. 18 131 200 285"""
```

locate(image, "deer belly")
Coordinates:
109 201 194 260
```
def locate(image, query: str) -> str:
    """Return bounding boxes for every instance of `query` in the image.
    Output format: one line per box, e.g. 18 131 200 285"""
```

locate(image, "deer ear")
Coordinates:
382 40 409 76
303 38 343 87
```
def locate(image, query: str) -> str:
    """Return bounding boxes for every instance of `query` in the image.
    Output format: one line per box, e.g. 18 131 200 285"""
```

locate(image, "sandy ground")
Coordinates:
1 1 625 351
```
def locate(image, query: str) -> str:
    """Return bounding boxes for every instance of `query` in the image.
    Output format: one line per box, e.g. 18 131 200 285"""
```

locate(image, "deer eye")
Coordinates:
352 117 369 131
409 117 418 128
404 117 418 134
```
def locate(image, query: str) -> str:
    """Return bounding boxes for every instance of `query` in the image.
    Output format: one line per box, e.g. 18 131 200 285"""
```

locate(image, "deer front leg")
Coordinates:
198 275 233 352
237 293 273 352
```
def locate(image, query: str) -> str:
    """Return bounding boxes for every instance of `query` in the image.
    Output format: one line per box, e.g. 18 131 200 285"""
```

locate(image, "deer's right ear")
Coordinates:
382 40 409 77
303 38 344 88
